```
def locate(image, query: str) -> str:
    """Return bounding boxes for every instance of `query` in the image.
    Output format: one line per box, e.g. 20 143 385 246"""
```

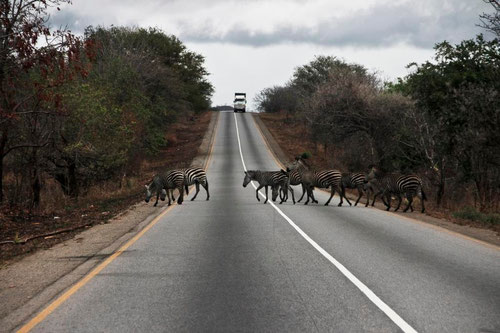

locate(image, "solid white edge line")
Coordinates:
233 112 418 333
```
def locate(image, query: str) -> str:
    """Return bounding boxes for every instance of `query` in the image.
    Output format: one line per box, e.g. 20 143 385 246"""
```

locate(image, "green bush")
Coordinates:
453 207 500 225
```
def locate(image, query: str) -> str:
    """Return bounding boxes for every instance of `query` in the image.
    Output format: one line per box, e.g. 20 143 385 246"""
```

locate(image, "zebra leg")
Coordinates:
354 186 363 206
177 185 184 205
170 189 176 202
311 188 319 204
167 190 172 206
184 183 189 196
278 184 286 204
365 187 371 207
372 191 381 206
340 185 351 207
394 194 402 211
191 181 200 201
279 185 286 204
384 194 391 211
154 191 160 207
298 184 306 202
420 189 426 213
203 181 210 201
289 185 295 204
403 193 413 212
336 186 344 207
255 185 263 201
264 185 269 204
325 186 335 206
304 186 312 205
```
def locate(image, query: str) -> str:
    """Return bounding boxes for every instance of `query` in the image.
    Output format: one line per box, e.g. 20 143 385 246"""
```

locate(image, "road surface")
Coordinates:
21 112 500 332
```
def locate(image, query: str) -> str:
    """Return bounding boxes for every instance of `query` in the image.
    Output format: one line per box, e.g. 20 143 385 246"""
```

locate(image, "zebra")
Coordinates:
340 172 369 207
281 168 308 203
289 157 343 206
287 156 318 203
145 170 185 206
182 167 210 201
242 169 292 204
373 173 427 213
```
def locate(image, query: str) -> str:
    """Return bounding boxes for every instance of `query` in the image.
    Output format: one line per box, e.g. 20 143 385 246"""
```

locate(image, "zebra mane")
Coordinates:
246 170 258 178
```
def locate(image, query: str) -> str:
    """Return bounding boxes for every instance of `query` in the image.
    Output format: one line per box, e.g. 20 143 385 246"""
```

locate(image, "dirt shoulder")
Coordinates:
0 112 219 332
253 113 500 248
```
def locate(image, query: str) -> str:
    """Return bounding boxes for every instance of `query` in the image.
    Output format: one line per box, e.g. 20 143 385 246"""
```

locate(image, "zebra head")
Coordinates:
271 185 280 202
243 171 254 187
144 184 153 203
289 157 309 172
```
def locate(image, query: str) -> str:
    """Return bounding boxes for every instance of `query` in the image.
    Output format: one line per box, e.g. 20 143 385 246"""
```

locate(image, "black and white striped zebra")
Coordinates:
340 172 369 207
283 168 308 203
376 174 427 213
182 167 210 201
303 169 343 206
243 169 292 204
289 157 343 206
145 170 185 206
287 157 319 204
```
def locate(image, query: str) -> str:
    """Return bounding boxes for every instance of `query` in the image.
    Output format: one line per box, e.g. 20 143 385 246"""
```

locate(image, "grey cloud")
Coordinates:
179 1 490 48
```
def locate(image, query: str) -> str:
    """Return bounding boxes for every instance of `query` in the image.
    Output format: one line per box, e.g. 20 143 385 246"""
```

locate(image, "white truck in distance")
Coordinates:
233 93 246 112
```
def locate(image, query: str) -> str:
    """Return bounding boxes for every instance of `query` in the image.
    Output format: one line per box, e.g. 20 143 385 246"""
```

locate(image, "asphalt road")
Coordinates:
25 112 500 332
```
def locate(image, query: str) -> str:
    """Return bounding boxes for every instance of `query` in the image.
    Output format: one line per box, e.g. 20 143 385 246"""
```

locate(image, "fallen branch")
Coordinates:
0 221 96 245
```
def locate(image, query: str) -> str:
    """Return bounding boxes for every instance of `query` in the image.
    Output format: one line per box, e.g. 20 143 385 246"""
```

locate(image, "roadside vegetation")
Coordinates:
256 2 500 230
0 1 214 259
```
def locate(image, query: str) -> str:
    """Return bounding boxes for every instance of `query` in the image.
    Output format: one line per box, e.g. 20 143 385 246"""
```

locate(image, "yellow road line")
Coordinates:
251 114 499 251
18 112 221 333
17 204 176 333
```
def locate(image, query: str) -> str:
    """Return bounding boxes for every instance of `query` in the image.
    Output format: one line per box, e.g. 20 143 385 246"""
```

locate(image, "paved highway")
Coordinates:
23 112 500 332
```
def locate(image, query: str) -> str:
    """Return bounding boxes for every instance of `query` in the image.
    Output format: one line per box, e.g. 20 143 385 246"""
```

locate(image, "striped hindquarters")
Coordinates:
314 170 342 189
397 175 422 196
183 167 207 186
165 170 185 189
342 172 366 188
382 174 422 195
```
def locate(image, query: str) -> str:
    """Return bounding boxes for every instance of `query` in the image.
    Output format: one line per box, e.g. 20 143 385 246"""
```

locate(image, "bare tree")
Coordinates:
479 0 500 37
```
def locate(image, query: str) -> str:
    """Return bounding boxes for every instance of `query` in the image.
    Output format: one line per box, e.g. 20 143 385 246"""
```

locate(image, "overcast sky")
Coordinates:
51 0 493 109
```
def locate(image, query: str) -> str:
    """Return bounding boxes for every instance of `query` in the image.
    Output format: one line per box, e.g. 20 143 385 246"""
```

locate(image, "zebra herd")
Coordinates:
144 157 426 214
145 167 209 206
243 156 427 213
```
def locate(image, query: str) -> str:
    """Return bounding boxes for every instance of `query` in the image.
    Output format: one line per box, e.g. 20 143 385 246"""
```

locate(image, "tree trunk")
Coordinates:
32 150 41 208
68 162 78 198
435 159 445 207
0 130 7 203
0 154 3 203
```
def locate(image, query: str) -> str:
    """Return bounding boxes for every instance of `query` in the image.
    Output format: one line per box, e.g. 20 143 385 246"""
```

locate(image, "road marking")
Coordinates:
17 204 176 333
251 114 500 252
235 112 418 333
17 115 221 333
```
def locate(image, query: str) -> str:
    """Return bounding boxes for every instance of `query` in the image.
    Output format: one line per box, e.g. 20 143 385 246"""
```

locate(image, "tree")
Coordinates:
479 0 500 37
0 0 87 204
405 35 500 211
